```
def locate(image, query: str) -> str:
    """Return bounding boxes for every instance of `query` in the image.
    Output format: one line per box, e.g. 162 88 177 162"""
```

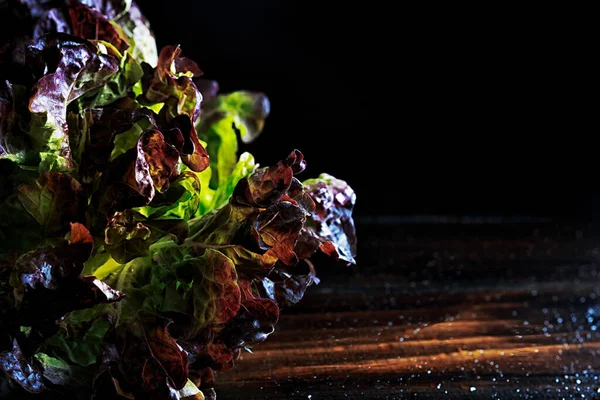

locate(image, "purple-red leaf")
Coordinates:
141 314 189 390
73 276 126 306
140 45 203 122
80 105 157 180
232 150 304 208
0 339 45 394
28 32 118 131
105 209 152 264
219 281 279 351
303 174 357 264
33 8 72 40
107 313 190 397
12 223 123 329
259 267 317 309
253 201 307 266
170 114 209 173
69 221 94 245
98 132 156 213
68 0 130 53
140 129 180 192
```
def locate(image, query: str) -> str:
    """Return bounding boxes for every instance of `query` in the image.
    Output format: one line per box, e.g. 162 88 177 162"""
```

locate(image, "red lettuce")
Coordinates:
0 1 356 399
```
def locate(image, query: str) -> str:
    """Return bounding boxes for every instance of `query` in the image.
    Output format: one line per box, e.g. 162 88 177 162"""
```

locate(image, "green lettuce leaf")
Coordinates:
0 172 44 254
152 247 241 334
198 115 238 190
113 0 159 66
197 152 256 215
33 353 72 387
33 352 92 392
196 90 269 190
16 171 86 236
109 116 156 161
199 90 270 145
135 171 201 220
88 40 144 107
42 309 112 367
2 81 70 171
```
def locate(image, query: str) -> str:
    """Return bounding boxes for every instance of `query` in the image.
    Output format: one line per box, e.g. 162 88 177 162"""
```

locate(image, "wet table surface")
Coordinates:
215 219 600 399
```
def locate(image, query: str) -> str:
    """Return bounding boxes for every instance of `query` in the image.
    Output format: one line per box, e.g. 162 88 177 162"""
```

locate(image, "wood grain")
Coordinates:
215 222 600 399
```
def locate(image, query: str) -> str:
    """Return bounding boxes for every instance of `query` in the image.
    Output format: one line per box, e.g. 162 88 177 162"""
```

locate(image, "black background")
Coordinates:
139 1 592 220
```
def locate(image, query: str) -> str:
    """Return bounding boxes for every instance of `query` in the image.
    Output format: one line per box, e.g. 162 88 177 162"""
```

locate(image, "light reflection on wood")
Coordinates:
219 284 600 398
217 224 600 398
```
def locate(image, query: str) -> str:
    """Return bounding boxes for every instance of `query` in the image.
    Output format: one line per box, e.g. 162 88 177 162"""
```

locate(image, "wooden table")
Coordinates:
216 219 600 399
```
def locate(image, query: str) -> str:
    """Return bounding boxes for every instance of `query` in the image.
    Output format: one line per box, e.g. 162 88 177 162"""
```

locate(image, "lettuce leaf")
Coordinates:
68 0 130 53
88 40 144 107
140 45 203 123
196 89 269 191
197 152 256 215
27 33 119 172
0 224 123 394
302 173 358 264
113 0 159 67
0 339 45 394
17 171 86 236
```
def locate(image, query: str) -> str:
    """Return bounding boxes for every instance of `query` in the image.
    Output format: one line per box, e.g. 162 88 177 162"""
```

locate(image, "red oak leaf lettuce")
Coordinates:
0 2 356 399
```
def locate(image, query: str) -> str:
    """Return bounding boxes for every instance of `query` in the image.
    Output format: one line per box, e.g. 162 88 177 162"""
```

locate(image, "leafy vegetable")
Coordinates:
302 173 357 264
196 89 270 190
0 1 356 399
140 45 203 123
17 171 86 235
0 339 45 394
68 0 130 53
